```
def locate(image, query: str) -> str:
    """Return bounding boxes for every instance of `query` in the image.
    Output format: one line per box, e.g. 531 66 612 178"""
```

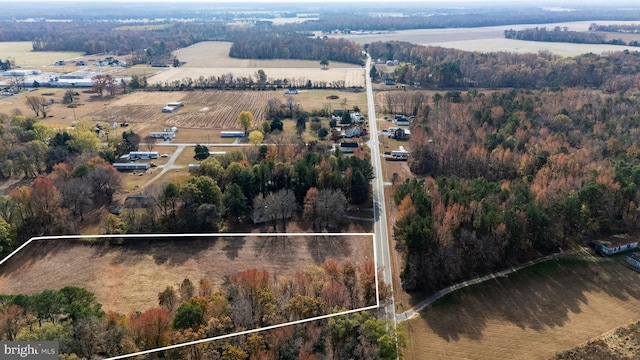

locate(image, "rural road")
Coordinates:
365 55 397 326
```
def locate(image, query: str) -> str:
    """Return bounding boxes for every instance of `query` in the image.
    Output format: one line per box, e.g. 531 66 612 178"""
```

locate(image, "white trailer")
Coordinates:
129 151 159 160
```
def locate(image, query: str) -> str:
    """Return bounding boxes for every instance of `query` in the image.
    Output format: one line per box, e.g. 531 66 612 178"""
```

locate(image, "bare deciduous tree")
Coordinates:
25 96 46 117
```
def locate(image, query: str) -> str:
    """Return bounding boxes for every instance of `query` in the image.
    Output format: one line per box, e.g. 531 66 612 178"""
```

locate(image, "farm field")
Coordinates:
0 234 374 314
0 41 84 68
400 257 640 360
87 90 270 129
149 41 365 87
336 21 640 57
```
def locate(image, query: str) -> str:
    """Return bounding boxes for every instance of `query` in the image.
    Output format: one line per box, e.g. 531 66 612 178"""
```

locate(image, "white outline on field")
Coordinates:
0 232 380 359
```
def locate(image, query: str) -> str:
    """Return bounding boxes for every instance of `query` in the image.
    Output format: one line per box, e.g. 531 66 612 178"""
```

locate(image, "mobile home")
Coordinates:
221 131 246 138
129 151 159 160
113 163 150 171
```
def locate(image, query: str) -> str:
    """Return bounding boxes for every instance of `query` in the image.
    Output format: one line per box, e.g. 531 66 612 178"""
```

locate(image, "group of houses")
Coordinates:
113 151 160 172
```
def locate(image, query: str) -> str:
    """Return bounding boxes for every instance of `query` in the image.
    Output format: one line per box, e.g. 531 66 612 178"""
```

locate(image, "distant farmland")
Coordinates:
148 41 365 87
336 21 640 57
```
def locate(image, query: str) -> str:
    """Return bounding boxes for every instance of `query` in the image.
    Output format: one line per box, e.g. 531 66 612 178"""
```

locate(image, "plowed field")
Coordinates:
86 90 269 129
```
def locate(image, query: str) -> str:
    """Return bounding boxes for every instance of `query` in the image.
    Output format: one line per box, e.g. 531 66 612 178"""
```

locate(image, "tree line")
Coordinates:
394 87 640 292
589 23 640 34
229 32 364 65
367 41 640 92
120 144 373 235
503 27 638 47
0 260 400 359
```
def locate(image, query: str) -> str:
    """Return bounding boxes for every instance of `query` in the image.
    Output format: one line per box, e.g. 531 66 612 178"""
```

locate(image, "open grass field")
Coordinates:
0 42 84 68
273 88 368 114
337 21 640 57
400 257 640 360
149 41 365 87
0 234 374 314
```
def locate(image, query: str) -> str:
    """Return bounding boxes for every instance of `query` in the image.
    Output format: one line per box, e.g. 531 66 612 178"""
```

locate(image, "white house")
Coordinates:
343 127 361 138
594 235 639 256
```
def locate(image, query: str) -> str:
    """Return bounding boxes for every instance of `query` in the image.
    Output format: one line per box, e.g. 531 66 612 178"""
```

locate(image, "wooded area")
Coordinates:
394 87 640 292
368 41 640 92
503 27 638 47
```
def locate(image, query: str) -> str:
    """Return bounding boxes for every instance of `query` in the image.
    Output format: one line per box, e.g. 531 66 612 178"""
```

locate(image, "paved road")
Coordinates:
365 55 397 326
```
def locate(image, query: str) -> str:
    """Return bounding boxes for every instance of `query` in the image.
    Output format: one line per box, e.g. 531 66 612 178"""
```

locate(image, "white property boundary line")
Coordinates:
0 232 380 359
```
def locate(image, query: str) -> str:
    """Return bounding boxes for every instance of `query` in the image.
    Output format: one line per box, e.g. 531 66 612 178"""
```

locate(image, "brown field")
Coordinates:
149 41 365 87
0 234 374 314
337 21 640 57
84 90 270 129
400 258 640 360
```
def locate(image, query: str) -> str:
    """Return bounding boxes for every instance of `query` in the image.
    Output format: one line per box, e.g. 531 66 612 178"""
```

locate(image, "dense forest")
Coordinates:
503 27 638 47
0 261 400 359
368 41 640 92
393 87 640 291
